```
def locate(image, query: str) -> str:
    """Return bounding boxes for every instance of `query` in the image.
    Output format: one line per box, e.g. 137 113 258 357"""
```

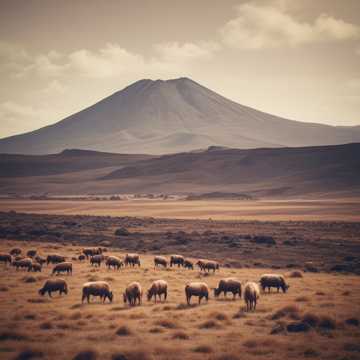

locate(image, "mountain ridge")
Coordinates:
0 143 359 198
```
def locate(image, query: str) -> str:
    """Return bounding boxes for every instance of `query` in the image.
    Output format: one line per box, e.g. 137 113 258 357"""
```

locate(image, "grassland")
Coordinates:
1 240 360 360
0 207 359 360
1 198 360 221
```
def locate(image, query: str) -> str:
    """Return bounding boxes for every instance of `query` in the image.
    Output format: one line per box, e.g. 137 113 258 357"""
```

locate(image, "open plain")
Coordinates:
0 209 360 360
1 198 360 221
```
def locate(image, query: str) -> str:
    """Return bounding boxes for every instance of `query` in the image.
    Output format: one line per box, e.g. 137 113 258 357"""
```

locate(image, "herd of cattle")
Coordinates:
0 247 290 311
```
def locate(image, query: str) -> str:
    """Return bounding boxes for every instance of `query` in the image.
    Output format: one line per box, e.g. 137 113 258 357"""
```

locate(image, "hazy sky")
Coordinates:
1 0 360 138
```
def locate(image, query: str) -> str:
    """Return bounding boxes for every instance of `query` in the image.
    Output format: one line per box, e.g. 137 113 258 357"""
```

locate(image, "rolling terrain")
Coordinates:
1 143 359 198
1 78 360 155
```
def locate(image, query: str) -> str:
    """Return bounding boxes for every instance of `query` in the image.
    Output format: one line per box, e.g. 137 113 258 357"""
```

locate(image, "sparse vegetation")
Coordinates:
0 217 359 360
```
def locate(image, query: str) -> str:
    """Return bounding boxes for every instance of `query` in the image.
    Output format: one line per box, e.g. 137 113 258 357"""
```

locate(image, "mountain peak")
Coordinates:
0 77 359 155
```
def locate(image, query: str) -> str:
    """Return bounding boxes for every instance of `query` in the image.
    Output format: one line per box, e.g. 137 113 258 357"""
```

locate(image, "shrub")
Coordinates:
243 340 258 348
295 296 310 302
211 312 228 321
172 331 189 340
0 331 27 341
112 350 152 360
345 317 359 326
289 271 303 278
14 349 44 360
28 298 48 304
154 319 178 329
39 321 53 330
73 350 97 360
193 345 213 353
271 305 300 320
148 327 163 333
199 320 219 329
270 323 286 335
287 321 311 333
252 235 276 245
116 325 132 336
302 313 319 328
233 310 246 319
303 348 319 357
318 316 336 330
343 343 360 352
115 228 130 236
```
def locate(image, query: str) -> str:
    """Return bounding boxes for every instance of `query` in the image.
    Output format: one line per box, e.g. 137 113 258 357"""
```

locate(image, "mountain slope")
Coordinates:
1 77 360 155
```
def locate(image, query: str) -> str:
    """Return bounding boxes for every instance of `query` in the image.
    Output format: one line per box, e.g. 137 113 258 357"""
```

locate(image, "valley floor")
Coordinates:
1 198 360 221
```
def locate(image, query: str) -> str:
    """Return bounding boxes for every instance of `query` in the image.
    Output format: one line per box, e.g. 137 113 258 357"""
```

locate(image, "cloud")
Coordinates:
219 3 360 49
154 41 220 62
1 40 218 81
38 80 67 96
67 44 145 78
0 101 55 137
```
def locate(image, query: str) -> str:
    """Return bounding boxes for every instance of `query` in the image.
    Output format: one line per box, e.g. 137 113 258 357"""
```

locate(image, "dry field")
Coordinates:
1 198 360 221
0 240 360 360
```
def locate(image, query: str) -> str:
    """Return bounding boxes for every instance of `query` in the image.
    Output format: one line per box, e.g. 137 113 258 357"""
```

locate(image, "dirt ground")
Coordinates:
1 198 360 221
0 240 360 360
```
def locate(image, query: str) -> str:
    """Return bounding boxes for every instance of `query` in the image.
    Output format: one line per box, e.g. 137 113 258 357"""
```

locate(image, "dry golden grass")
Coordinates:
1 198 360 221
0 240 359 360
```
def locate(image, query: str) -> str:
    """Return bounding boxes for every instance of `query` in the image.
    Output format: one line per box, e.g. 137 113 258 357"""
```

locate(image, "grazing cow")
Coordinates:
183 259 194 270
10 248 21 256
52 262 72 275
260 274 289 293
185 282 209 305
214 278 241 299
124 253 140 267
34 255 46 266
39 279 68 297
147 280 168 303
83 247 102 259
78 254 86 261
154 256 167 269
197 259 220 273
105 256 123 270
0 253 12 265
82 281 113 303
170 255 184 267
12 258 32 271
244 282 260 311
30 262 42 272
47 254 65 265
90 254 103 267
123 282 142 306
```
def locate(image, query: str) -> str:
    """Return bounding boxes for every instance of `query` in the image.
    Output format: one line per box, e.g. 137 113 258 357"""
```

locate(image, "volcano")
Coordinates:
1 77 359 155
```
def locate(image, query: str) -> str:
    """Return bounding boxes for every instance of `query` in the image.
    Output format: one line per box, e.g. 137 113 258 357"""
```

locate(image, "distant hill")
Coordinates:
0 77 360 155
0 149 153 178
0 143 359 198
100 143 360 197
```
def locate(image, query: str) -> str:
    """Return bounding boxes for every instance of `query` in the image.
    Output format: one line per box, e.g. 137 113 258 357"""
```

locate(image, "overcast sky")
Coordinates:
0 0 360 138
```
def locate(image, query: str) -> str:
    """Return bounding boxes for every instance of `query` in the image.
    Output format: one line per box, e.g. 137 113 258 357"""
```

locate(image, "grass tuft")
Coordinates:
116 325 132 336
193 345 213 353
72 350 97 360
172 330 189 340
